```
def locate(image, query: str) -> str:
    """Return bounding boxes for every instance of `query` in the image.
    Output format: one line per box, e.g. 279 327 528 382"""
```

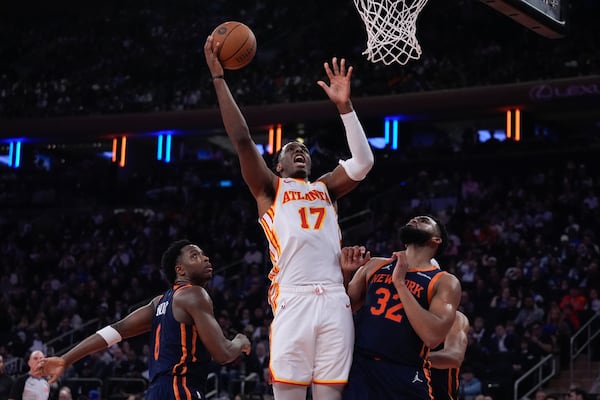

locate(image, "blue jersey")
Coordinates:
354 259 446 368
147 284 212 398
430 358 460 400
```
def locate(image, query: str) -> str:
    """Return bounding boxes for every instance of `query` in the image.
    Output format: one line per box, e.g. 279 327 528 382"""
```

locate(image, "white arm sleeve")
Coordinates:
338 111 374 181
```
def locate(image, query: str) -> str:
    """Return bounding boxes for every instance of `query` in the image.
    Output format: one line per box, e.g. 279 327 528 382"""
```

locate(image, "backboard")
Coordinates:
480 0 568 38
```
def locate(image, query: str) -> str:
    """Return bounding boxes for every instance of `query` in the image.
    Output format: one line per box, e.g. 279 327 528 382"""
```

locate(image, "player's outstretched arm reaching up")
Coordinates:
204 36 373 216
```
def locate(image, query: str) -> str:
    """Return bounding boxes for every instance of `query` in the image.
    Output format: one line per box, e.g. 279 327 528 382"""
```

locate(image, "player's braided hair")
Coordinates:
160 239 192 284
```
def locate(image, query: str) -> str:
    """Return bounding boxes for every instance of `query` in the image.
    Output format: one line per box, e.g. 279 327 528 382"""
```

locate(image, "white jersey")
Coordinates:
259 177 342 290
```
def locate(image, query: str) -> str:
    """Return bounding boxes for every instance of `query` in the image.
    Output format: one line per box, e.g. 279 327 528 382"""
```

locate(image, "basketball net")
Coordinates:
353 0 429 65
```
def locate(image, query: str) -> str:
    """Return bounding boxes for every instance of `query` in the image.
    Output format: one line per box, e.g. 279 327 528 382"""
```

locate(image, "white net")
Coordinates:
353 0 429 65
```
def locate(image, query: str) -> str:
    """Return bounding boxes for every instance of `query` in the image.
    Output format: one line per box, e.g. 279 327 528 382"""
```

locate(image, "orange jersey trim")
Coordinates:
424 367 434 399
182 376 191 400
191 327 198 362
270 373 310 386
427 271 447 304
172 376 179 400
172 323 188 375
406 265 439 273
268 282 280 311
365 258 395 283
313 379 349 385
259 214 281 257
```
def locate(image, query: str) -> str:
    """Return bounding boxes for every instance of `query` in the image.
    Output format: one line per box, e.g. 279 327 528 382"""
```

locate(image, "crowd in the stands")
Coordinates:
0 0 598 118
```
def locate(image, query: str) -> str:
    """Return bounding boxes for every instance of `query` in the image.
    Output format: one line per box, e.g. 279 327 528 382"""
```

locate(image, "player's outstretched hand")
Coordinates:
35 357 66 384
341 245 370 273
317 57 353 110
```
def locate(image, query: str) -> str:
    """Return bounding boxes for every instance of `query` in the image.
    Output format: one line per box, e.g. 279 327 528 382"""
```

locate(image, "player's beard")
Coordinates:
289 169 308 179
287 165 309 179
399 225 433 247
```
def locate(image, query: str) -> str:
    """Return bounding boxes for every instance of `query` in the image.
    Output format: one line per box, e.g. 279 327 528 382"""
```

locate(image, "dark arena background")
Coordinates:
0 0 599 399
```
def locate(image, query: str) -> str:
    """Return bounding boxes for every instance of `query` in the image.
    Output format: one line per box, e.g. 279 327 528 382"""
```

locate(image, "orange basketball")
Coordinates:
211 21 257 70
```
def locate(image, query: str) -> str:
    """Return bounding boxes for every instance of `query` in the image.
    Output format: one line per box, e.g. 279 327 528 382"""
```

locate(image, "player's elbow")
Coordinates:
450 351 465 368
232 134 254 149
339 155 374 181
424 337 444 350
213 341 244 365
363 156 375 176
423 330 448 349
361 152 375 172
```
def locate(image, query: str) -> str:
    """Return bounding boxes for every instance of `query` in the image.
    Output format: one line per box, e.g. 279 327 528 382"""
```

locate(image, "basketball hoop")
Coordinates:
353 0 429 65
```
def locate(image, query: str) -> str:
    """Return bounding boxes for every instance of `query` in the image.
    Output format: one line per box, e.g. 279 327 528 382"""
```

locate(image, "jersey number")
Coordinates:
370 287 404 322
298 207 326 230
154 324 161 360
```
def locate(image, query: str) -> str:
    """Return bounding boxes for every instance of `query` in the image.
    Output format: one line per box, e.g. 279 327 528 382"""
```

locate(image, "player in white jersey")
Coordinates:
205 37 374 400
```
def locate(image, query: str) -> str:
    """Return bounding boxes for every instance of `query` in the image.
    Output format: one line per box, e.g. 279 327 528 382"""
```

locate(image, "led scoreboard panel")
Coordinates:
480 0 567 38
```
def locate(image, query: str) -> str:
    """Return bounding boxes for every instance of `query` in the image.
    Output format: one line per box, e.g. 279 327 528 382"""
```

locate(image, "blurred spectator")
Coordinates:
469 316 491 349
0 355 14 400
243 340 271 396
242 242 263 270
58 386 72 400
568 387 589 400
459 366 483 400
544 302 573 367
514 294 545 334
532 389 546 400
560 286 587 313
589 288 600 314
488 321 519 354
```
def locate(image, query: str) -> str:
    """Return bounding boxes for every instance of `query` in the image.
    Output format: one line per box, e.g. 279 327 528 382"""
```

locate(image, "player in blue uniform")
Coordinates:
429 311 470 400
35 240 251 400
341 215 462 400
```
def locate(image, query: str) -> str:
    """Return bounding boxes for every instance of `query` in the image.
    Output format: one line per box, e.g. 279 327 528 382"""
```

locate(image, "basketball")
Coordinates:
211 21 257 70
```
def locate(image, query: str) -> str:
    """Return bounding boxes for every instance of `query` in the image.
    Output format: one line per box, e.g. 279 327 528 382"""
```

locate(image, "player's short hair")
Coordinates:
160 239 192 284
429 215 449 257
271 148 283 174
271 140 305 175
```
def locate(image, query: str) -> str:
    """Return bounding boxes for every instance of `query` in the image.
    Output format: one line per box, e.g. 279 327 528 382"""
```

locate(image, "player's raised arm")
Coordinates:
316 57 374 201
204 35 277 209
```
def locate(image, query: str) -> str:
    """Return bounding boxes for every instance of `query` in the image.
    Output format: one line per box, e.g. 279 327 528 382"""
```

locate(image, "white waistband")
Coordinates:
276 283 346 294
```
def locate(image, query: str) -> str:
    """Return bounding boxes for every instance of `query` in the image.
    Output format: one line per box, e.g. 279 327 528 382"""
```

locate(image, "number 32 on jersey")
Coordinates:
370 287 404 322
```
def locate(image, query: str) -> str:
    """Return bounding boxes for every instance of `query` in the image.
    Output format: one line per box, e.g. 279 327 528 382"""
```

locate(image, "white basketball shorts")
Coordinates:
269 284 354 385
